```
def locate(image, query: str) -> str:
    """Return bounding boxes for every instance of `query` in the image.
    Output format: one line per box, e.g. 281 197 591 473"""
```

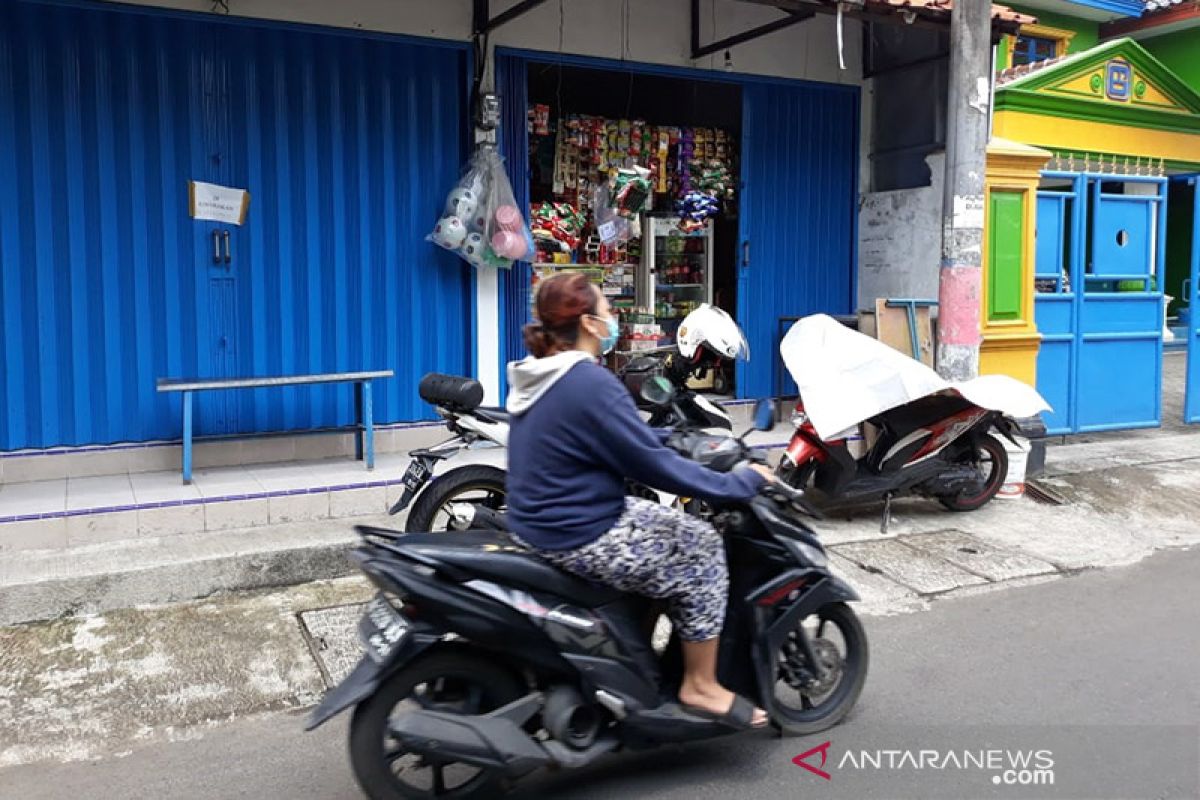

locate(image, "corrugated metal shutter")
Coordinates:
0 1 470 450
737 81 859 399
496 53 532 396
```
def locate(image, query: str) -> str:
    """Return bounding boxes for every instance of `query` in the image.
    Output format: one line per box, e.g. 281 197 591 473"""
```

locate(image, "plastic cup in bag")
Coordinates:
494 204 523 233
492 230 528 260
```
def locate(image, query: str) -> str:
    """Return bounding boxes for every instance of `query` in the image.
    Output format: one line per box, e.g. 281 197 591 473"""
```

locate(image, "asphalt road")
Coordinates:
3 548 1199 800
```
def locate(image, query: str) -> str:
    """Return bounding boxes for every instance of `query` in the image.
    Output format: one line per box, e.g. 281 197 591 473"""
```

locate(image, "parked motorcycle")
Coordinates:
774 314 1051 521
392 304 748 532
779 394 1016 513
308 389 867 800
388 373 511 533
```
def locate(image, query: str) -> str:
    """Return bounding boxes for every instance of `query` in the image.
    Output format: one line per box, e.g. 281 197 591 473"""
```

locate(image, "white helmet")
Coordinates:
676 304 749 361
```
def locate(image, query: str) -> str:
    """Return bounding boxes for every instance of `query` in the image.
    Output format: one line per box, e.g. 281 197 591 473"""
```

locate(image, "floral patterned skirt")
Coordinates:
514 497 729 641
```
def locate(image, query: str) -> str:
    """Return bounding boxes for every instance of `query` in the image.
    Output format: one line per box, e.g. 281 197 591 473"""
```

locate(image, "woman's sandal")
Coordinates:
680 694 769 730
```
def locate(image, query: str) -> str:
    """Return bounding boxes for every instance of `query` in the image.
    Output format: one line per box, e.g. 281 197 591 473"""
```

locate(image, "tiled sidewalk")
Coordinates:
0 453 420 550
0 416 789 552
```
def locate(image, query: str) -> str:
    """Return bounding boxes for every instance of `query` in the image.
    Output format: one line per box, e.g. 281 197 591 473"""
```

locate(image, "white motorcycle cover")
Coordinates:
780 314 1052 441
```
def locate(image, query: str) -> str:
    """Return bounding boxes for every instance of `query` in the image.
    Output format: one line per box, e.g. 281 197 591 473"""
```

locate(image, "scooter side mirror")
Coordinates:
753 399 774 432
640 376 676 407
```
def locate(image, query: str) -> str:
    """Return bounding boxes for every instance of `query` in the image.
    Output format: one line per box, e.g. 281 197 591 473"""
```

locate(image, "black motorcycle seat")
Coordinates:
873 394 975 436
418 373 484 412
474 406 510 424
395 531 623 607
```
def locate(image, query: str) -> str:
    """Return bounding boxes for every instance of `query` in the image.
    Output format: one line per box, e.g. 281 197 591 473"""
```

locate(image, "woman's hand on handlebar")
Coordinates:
747 463 777 484
758 478 825 519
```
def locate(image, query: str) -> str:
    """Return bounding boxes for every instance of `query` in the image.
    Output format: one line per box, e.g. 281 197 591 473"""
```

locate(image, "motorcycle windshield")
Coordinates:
779 314 1050 441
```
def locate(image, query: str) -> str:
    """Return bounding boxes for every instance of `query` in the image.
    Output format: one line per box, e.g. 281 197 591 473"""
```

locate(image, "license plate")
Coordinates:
358 594 409 663
402 459 431 493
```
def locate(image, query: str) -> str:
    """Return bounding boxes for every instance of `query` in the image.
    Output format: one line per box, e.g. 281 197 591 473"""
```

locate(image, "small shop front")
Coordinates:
989 38 1200 433
494 50 861 402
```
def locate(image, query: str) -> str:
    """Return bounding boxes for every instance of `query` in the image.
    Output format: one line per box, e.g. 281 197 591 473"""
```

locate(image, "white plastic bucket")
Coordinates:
996 435 1030 499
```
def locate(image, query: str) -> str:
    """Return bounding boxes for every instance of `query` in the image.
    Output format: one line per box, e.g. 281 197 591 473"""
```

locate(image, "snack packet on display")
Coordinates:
609 165 652 219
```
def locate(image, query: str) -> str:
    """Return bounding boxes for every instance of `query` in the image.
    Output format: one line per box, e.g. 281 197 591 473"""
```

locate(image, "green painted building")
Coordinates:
1002 0 1200 314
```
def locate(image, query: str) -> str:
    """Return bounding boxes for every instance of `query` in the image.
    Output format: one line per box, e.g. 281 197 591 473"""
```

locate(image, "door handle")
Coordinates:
741 240 750 268
223 230 232 266
212 230 221 264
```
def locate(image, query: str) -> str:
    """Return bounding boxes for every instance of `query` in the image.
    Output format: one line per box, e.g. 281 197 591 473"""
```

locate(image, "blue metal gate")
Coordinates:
1181 176 1200 423
0 0 471 450
495 52 532 397
1034 171 1167 434
736 81 858 400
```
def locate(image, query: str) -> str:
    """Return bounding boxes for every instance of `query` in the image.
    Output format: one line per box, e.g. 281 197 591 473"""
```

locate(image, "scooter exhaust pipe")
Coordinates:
389 692 616 777
390 708 551 777
447 502 507 531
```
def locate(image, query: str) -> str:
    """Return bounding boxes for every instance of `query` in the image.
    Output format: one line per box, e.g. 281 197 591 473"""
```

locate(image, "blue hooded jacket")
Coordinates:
505 352 764 550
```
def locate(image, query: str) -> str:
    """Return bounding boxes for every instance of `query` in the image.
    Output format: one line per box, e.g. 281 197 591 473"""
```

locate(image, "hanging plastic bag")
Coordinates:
428 146 533 269
592 182 633 245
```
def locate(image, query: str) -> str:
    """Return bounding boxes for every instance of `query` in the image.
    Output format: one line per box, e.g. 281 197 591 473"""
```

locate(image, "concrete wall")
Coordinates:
857 151 945 310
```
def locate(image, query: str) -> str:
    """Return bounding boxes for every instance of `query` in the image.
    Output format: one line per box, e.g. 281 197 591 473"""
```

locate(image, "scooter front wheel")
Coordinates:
770 602 869 736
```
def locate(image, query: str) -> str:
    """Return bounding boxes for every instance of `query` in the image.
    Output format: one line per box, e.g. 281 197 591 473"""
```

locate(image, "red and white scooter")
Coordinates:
775 315 1050 521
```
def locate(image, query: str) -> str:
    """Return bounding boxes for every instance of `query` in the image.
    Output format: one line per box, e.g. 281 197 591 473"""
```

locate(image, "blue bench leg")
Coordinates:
182 391 194 484
362 381 375 471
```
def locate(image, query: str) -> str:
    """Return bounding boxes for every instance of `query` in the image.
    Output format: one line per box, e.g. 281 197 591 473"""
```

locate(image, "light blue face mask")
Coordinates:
591 314 619 355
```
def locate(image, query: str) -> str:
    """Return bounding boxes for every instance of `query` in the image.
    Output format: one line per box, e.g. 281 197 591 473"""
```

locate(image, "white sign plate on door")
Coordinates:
190 180 250 225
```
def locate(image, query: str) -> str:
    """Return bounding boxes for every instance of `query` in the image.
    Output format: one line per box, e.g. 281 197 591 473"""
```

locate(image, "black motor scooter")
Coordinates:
308 384 869 799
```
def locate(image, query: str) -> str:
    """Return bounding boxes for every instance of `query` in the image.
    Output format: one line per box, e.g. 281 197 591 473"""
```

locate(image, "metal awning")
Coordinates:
704 0 1035 59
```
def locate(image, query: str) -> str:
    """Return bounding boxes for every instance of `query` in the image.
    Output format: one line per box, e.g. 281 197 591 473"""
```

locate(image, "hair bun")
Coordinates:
522 321 556 358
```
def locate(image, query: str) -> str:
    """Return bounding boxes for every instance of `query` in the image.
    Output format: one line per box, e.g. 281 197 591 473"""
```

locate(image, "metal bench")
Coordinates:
156 370 394 483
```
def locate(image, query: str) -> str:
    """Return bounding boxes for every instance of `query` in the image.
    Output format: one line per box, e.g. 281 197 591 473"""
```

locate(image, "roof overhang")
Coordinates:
1101 1 1200 39
738 0 1035 38
1002 0 1143 23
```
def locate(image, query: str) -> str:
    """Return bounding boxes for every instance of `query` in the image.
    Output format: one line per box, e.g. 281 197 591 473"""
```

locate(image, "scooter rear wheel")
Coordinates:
937 433 1008 512
404 465 507 533
348 649 525 800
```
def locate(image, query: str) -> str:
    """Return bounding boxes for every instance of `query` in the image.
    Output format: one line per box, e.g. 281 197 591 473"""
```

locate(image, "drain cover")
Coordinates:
299 603 366 687
1026 479 1068 506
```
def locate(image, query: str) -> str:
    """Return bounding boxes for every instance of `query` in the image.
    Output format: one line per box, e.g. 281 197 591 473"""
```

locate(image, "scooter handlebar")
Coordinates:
759 479 825 520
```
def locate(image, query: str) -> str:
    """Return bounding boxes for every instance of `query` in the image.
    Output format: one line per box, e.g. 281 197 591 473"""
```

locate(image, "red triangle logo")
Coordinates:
793 740 833 780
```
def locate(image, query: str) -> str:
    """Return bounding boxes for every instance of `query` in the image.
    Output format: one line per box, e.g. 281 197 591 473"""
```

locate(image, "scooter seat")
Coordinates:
394 531 623 607
418 373 484 412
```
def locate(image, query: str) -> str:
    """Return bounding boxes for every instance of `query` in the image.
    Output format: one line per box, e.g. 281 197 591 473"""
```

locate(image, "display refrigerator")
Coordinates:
640 214 714 347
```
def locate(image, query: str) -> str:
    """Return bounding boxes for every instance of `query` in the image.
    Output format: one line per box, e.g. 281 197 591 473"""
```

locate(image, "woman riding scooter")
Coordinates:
506 272 775 729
